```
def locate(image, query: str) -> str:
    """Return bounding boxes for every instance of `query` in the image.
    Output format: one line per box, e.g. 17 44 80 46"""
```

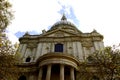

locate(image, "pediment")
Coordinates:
41 29 78 37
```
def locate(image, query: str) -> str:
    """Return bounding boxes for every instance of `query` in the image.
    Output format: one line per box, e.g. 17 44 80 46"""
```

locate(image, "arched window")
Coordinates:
55 43 63 52
87 56 94 63
25 57 31 62
18 75 26 80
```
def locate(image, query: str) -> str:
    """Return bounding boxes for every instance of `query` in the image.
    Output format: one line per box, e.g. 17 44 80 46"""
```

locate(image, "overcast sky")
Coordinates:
8 0 120 47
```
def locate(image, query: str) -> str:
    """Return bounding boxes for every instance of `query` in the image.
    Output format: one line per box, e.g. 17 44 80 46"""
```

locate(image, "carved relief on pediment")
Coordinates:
54 32 64 37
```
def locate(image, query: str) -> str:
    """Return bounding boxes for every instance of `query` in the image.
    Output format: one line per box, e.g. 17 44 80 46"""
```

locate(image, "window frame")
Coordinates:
54 43 64 52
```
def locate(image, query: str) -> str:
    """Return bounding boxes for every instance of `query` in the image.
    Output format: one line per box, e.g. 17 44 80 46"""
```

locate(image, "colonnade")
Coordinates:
38 64 75 80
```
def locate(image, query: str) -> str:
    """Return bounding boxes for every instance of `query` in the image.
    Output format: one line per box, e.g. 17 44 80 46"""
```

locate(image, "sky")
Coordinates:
8 0 120 47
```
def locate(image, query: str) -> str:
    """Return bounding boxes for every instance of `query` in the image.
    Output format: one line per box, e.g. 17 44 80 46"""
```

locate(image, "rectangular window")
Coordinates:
55 43 63 52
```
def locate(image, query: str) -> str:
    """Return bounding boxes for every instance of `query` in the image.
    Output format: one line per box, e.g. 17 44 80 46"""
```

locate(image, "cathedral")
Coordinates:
17 14 104 80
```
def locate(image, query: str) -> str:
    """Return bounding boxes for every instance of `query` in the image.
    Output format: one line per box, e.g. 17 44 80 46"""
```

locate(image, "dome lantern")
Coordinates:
61 14 67 21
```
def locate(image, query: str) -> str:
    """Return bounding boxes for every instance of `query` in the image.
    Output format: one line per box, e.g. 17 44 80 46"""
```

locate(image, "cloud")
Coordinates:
8 0 120 46
58 0 120 46
6 31 19 44
8 0 63 43
8 0 62 34
15 31 38 38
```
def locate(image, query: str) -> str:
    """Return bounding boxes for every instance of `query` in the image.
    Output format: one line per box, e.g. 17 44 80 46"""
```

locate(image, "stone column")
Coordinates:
46 64 52 80
70 67 75 80
38 67 43 80
60 64 64 80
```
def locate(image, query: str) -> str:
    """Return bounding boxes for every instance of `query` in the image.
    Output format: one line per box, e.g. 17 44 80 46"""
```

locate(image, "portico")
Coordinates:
38 64 76 80
37 53 79 80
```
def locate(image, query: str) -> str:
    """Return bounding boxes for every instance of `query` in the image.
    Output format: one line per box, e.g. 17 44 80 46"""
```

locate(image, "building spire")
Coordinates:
61 13 67 20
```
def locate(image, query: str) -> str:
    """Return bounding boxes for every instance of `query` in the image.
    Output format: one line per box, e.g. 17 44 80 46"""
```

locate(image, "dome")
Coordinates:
50 14 78 31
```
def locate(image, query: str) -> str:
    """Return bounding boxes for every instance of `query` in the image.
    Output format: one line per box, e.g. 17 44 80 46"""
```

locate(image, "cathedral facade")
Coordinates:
18 15 104 80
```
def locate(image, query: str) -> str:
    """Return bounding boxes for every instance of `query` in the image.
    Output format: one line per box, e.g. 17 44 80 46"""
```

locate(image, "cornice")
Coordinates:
36 52 80 70
19 35 103 44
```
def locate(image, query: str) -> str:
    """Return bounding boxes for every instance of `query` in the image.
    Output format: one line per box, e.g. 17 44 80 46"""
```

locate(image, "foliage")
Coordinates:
86 47 120 80
0 34 19 79
0 0 13 32
0 0 19 80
